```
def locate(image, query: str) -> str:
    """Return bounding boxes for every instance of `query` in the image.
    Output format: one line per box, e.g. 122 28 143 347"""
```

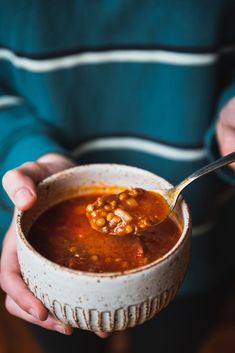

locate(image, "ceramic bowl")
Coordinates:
16 164 191 332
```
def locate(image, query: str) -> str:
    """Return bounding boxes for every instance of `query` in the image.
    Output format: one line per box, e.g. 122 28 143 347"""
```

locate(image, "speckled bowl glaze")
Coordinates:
16 164 191 332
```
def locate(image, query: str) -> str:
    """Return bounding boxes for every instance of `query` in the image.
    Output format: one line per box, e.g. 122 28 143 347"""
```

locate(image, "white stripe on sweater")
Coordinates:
0 96 22 109
192 221 215 237
0 48 222 72
72 136 206 161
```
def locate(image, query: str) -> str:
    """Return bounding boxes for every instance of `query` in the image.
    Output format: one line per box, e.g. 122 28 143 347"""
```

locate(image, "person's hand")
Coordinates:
216 97 235 169
0 153 75 334
0 153 109 338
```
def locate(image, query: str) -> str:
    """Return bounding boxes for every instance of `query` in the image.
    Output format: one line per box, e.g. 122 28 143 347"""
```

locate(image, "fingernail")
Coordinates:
54 324 70 335
14 188 35 207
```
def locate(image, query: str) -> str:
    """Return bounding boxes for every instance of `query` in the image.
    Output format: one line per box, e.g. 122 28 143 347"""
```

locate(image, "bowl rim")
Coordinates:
16 163 191 279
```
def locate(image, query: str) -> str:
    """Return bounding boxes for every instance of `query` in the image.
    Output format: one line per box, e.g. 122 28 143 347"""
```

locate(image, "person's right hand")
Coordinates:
0 153 75 334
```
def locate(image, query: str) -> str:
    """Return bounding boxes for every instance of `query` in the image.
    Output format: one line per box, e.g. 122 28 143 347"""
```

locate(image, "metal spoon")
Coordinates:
160 151 235 215
87 152 235 235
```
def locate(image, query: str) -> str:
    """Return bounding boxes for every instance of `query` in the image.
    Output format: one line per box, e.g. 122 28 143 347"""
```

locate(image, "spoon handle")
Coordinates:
167 151 235 211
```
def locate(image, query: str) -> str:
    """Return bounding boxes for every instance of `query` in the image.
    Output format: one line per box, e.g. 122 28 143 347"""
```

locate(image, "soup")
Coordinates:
28 188 181 273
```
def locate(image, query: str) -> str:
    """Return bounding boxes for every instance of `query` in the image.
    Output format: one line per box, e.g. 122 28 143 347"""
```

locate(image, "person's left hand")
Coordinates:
216 96 235 169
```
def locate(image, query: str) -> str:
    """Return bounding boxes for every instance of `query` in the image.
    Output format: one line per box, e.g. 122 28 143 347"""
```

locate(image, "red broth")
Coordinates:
28 191 181 272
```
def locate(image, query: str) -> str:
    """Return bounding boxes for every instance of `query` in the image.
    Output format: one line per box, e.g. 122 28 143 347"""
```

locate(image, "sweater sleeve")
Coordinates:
204 82 235 185
0 88 68 209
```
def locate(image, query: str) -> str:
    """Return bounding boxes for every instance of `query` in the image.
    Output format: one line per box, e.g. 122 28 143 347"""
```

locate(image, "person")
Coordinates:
0 1 235 352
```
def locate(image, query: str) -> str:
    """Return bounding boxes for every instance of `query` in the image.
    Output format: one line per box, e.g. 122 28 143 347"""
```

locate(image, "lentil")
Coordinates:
96 217 106 227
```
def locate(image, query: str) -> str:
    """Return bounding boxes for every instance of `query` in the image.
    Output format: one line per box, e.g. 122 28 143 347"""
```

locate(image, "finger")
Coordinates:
95 332 111 338
1 222 48 321
217 122 235 169
5 295 73 335
2 162 48 210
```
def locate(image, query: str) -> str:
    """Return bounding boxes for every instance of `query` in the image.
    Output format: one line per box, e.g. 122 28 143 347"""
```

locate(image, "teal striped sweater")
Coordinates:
0 0 235 294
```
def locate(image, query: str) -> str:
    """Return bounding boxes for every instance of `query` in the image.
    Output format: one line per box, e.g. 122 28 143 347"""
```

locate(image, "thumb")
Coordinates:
2 154 74 211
